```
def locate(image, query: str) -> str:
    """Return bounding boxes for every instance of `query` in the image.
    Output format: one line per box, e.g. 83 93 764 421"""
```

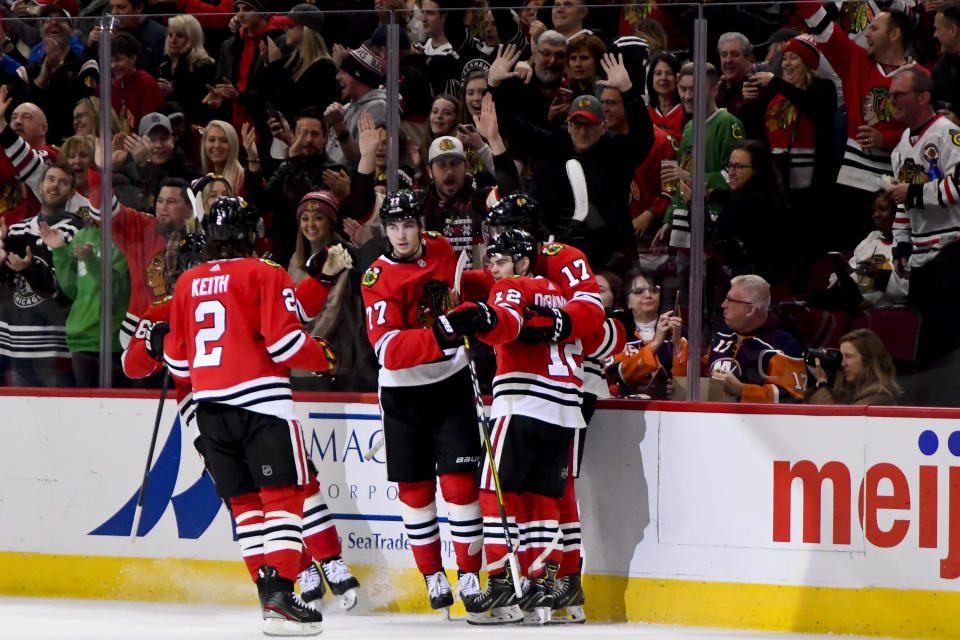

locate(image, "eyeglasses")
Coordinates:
630 286 661 296
724 295 754 306
889 89 922 99
725 162 754 171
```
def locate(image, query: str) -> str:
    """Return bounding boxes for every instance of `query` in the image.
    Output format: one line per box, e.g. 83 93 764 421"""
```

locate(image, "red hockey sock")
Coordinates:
259 485 306 582
439 471 482 572
301 476 341 561
479 489 521 576
524 492 562 578
230 492 266 582
557 472 582 577
398 480 443 575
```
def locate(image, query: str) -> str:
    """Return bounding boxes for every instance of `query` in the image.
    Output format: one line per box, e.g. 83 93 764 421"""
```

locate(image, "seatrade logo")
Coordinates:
773 428 960 580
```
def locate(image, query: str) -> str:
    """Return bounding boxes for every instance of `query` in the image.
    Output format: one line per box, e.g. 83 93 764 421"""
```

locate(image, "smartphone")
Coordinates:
673 291 681 321
265 102 282 123
457 124 476 134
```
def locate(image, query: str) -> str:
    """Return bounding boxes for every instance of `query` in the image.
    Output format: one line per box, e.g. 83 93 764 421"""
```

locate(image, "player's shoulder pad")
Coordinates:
152 295 173 305
259 258 282 268
541 242 565 256
362 265 383 287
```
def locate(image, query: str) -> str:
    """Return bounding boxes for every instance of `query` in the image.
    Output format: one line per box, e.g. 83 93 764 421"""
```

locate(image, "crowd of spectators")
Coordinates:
3 0 959 406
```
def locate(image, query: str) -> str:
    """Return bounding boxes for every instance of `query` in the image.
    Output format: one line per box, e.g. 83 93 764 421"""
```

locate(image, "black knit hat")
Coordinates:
340 45 384 88
289 3 325 33
233 0 269 14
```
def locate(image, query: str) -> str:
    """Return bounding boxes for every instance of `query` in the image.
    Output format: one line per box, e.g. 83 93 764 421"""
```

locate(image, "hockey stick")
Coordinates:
363 433 384 461
452 251 524 599
565 159 589 223
130 370 171 542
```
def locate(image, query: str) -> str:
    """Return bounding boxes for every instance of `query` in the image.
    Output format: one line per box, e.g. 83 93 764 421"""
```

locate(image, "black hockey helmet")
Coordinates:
177 232 206 272
486 191 539 231
486 229 538 272
203 196 259 244
380 189 423 227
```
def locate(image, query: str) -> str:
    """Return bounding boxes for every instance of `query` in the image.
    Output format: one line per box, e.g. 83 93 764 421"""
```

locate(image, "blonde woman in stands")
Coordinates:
200 120 244 195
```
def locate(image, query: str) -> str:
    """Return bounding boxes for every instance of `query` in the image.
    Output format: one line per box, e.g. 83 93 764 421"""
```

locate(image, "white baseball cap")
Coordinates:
428 136 466 164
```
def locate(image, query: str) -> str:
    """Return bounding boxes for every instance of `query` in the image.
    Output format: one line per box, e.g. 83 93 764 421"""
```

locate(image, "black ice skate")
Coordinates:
550 573 586 624
297 563 326 610
518 561 559 625
461 568 523 625
257 565 324 636
319 556 360 610
423 570 454 616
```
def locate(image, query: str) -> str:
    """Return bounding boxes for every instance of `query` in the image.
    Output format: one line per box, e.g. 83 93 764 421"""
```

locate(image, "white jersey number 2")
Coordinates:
193 300 226 368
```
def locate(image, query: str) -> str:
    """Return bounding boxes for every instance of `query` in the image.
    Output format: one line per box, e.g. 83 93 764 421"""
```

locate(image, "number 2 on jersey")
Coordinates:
194 300 226 367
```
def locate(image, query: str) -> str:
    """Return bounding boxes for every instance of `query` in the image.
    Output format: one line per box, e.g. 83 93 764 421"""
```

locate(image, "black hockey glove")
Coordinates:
432 314 464 350
446 301 497 337
517 305 571 344
144 321 170 360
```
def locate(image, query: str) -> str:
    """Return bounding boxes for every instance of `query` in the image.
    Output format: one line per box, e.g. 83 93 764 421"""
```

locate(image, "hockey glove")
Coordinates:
432 314 464 350
517 305 571 344
144 321 170 360
446 301 497 337
305 244 353 286
312 335 337 373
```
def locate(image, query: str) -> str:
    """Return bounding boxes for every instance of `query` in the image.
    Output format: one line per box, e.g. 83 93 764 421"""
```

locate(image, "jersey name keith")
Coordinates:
191 275 231 297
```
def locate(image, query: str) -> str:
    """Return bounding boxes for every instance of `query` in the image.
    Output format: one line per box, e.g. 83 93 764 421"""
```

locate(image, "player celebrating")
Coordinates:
360 189 485 616
163 197 336 636
124 225 361 612
443 229 590 625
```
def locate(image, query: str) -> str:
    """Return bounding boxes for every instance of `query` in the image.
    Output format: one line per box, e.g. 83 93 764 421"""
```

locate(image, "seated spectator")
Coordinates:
110 31 163 131
256 3 339 121
566 34 606 99
715 31 769 136
62 135 94 197
200 120 244 195
156 14 218 127
595 270 622 309
815 190 909 311
709 274 807 403
487 33 571 131
428 93 460 140
460 66 488 125
551 0 592 41
156 101 203 167
73 97 122 139
607 272 685 398
807 328 901 405
94 0 167 78
710 140 790 286
646 51 683 141
192 173 233 216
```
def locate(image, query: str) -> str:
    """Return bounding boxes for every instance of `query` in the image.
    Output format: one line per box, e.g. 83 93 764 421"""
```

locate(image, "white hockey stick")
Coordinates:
527 526 563 575
363 433 384 461
565 159 589 223
453 251 523 598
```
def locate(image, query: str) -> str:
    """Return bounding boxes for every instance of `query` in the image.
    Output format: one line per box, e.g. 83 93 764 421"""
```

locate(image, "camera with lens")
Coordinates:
805 347 843 371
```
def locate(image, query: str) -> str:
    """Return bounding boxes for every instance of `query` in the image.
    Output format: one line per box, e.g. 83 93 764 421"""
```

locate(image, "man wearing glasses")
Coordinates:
710 274 806 403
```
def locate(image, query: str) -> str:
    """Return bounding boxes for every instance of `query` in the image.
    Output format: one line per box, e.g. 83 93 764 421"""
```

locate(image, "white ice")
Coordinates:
0 596 896 640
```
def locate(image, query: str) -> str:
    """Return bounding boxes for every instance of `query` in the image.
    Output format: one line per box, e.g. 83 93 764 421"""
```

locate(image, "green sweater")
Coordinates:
664 108 744 248
52 224 130 353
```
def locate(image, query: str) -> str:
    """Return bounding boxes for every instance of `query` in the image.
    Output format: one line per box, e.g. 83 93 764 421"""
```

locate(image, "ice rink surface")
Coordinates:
0 596 897 640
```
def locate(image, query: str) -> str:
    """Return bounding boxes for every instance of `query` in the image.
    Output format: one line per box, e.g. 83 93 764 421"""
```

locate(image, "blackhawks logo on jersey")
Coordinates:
765 99 797 132
731 122 744 139
897 158 929 185
362 266 382 287
846 0 873 35
542 243 564 256
416 279 454 329
951 130 960 147
426 230 441 238
863 86 893 125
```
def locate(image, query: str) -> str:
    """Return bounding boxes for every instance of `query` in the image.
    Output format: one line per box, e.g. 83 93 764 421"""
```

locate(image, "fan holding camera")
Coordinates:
806 329 901 405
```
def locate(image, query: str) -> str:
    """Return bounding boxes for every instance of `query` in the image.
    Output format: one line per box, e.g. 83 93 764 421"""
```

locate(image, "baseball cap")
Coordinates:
567 94 603 124
139 113 172 137
428 136 465 164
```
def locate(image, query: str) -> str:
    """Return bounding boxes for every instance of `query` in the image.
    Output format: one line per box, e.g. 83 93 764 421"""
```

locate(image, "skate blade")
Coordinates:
522 606 551 625
262 618 323 636
550 605 586 624
465 605 524 626
337 587 358 611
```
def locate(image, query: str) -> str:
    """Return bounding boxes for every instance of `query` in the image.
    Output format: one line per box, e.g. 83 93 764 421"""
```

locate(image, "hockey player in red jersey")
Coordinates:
440 229 592 625
480 192 621 622
359 189 484 615
124 227 361 612
163 197 336 636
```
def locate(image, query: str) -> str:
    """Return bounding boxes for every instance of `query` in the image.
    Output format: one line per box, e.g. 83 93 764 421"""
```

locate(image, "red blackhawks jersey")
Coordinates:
478 275 586 428
361 231 467 387
163 258 334 419
800 3 914 191
532 242 604 340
